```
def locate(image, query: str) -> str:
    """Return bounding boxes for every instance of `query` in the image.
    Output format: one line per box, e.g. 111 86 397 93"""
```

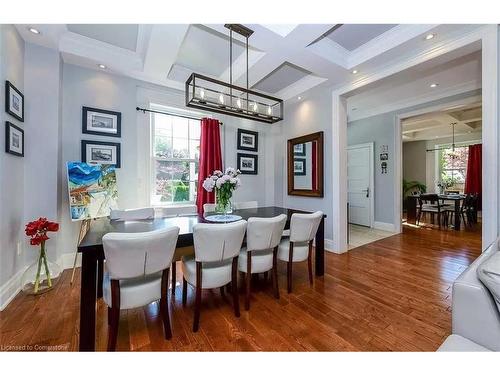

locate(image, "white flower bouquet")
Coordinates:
202 167 241 214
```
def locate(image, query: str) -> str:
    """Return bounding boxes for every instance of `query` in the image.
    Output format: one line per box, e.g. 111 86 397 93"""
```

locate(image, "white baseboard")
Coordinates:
0 266 28 311
0 252 78 311
324 238 347 254
373 221 396 232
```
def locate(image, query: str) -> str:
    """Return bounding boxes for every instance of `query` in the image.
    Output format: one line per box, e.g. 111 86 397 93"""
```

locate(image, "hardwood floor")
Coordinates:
0 224 481 351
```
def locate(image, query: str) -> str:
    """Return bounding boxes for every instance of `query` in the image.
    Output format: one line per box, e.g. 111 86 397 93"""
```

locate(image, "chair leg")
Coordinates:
171 261 176 296
263 271 269 283
193 262 202 332
272 247 280 300
232 257 240 317
107 307 112 326
107 279 120 351
182 277 188 306
219 286 225 298
287 242 294 294
160 268 172 339
245 252 252 310
307 241 313 286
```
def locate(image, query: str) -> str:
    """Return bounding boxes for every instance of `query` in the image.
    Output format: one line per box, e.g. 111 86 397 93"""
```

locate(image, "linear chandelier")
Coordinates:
185 24 283 124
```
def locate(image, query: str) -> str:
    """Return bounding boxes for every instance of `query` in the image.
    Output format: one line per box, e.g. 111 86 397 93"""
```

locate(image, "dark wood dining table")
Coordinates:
77 206 326 351
406 194 466 230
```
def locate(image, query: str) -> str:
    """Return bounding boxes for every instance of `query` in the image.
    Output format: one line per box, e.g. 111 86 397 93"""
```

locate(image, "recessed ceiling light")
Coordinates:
430 83 439 88
28 27 40 35
425 33 435 40
297 96 302 100
98 64 107 69
352 70 358 74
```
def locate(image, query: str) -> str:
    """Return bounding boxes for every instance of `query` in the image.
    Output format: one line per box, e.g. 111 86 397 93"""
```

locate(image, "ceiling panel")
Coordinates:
326 24 397 51
67 24 139 51
252 62 311 93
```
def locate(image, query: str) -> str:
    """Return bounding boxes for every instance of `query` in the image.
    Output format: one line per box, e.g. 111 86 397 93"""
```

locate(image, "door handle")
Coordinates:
362 188 370 198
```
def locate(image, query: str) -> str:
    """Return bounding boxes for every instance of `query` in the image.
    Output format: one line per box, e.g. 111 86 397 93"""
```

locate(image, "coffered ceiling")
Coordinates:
15 23 483 101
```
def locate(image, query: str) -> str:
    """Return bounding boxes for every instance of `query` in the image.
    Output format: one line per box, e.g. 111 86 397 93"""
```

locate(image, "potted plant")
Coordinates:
402 179 426 210
202 167 241 215
21 217 61 295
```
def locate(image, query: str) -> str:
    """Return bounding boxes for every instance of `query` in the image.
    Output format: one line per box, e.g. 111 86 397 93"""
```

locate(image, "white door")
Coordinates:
347 143 373 227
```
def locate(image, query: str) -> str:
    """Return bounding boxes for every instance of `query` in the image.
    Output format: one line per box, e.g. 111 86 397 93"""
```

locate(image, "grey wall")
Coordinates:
403 141 427 185
348 113 395 224
277 87 333 240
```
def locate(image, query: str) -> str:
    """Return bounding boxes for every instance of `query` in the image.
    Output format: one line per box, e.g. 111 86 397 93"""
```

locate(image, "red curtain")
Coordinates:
464 144 482 208
196 118 222 214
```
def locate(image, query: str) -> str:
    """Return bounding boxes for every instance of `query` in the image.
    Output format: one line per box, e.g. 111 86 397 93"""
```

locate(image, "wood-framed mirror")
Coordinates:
287 131 324 197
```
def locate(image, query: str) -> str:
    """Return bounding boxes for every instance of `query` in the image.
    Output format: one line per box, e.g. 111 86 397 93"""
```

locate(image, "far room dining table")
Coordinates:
406 193 466 230
77 206 326 351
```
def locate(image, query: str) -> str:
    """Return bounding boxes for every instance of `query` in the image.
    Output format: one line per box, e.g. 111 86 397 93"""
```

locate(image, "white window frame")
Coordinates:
149 105 202 207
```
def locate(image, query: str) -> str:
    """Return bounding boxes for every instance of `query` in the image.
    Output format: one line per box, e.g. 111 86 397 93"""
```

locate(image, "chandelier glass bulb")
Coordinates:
253 102 258 112
199 89 205 100
219 93 224 104
236 98 242 108
267 105 272 115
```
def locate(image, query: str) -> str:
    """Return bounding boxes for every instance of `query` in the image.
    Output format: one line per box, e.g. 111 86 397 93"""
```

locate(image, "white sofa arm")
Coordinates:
452 245 500 351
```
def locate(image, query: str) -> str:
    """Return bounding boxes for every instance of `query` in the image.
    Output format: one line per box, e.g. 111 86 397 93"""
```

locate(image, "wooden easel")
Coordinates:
70 218 92 285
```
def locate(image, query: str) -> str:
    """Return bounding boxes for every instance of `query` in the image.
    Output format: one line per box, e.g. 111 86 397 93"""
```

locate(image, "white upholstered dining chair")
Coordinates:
109 207 155 221
102 226 179 351
238 214 287 310
233 201 258 210
181 220 247 332
278 211 323 293
203 203 216 214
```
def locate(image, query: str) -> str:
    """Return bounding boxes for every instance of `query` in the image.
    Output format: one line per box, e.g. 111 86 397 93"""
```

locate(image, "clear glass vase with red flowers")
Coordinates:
21 217 62 295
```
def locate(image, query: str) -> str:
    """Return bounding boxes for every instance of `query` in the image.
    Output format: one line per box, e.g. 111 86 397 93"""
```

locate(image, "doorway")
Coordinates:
347 143 374 227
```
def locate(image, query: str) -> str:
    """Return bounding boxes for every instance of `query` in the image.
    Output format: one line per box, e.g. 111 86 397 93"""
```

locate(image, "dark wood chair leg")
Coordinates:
287 242 294 294
107 279 120 351
220 286 225 298
160 268 172 339
232 257 240 317
263 271 268 283
107 307 111 326
307 241 313 285
272 247 280 300
193 262 202 332
182 277 188 306
245 252 252 310
171 261 176 295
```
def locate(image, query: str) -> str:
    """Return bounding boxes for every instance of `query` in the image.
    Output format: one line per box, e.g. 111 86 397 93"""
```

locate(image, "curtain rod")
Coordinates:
426 143 481 152
136 106 223 125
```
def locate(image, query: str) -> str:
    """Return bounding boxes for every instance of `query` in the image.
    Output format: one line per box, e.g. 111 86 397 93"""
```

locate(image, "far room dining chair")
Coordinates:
278 211 323 293
109 207 155 221
417 193 447 229
233 201 258 210
102 226 180 351
181 220 247 332
203 203 216 214
239 214 287 310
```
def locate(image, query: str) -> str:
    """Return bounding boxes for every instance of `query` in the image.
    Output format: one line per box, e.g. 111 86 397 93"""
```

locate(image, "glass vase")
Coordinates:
21 242 61 295
215 189 233 215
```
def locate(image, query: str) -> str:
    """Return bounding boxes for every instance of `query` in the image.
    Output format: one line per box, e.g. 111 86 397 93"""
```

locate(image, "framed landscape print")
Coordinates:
5 121 24 157
237 153 258 175
293 143 306 156
81 140 121 168
293 158 306 176
82 106 121 137
5 81 24 122
237 129 258 152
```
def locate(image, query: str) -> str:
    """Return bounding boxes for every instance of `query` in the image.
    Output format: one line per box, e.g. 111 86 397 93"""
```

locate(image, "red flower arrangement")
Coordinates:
25 217 59 293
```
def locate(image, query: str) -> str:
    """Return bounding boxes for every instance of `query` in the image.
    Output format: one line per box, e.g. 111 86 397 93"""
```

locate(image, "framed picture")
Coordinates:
293 143 306 156
82 106 121 137
380 153 388 161
237 153 258 175
5 121 24 157
81 140 121 168
5 81 24 122
237 129 258 152
294 158 306 176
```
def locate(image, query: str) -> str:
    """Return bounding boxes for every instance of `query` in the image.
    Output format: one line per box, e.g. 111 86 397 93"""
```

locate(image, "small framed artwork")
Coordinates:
5 81 24 122
293 143 306 156
380 153 388 161
81 140 121 168
82 106 121 137
237 129 258 152
237 153 258 175
294 158 306 176
5 122 24 157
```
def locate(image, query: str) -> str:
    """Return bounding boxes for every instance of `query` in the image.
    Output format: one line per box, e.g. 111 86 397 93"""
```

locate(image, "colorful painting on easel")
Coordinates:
66 162 118 221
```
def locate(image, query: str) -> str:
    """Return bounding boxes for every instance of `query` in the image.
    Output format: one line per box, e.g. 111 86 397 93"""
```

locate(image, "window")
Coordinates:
151 109 200 205
438 143 473 192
